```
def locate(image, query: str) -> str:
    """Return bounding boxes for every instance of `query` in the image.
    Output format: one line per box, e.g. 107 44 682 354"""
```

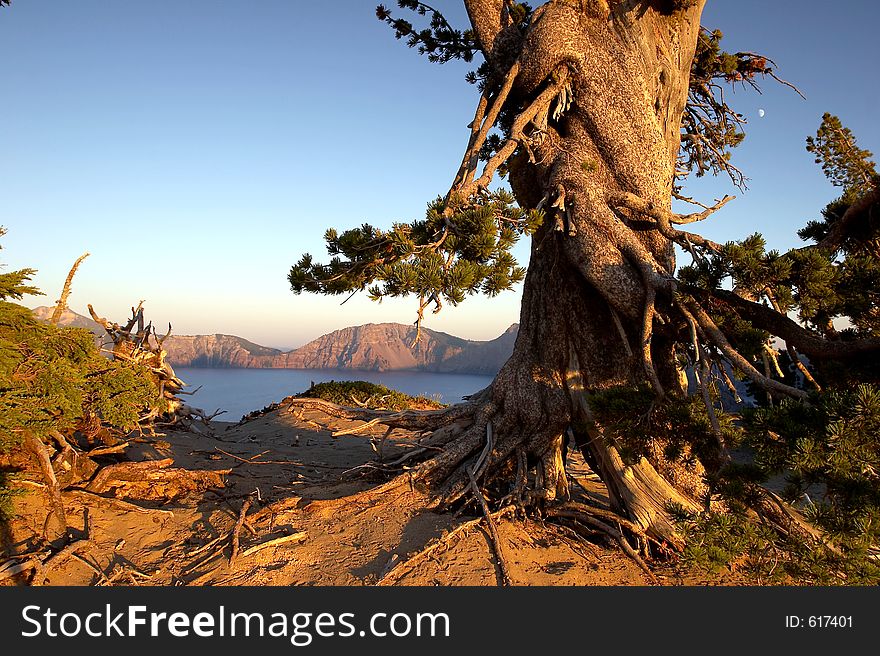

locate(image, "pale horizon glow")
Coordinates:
1 1 877 350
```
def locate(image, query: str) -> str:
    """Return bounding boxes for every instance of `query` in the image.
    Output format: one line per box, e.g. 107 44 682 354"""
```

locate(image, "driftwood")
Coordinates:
30 539 94 586
229 497 253 564
239 531 307 558
85 457 230 501
0 558 40 583
49 252 90 325
86 458 175 492
64 488 175 517
23 432 67 536
378 505 515 585
87 301 220 425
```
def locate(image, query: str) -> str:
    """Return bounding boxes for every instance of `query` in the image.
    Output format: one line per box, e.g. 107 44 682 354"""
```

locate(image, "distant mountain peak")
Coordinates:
31 307 518 375
164 321 516 374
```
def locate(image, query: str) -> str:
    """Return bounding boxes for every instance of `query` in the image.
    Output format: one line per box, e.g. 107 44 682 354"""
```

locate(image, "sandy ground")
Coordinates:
1 404 735 586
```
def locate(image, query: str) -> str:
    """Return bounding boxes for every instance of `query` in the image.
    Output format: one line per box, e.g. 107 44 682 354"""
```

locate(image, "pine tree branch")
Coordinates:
696 287 880 361
678 297 809 400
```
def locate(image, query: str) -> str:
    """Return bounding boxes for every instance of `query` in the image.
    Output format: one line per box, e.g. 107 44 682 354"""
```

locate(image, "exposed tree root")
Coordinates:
545 505 658 583
468 467 512 585
289 347 833 576
30 539 94 586
24 431 67 538
377 505 516 586
292 382 696 555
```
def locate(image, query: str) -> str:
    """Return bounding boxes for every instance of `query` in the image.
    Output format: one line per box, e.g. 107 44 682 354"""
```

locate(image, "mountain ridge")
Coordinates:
30 306 517 375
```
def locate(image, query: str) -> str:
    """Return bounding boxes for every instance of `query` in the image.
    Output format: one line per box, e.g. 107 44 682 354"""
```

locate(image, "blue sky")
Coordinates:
1 1 877 349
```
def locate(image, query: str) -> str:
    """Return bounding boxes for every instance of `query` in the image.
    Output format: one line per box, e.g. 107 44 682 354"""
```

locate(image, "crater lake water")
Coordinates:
174 368 495 420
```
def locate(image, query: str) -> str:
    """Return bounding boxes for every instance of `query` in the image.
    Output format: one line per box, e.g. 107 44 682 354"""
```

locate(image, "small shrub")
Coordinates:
297 380 445 411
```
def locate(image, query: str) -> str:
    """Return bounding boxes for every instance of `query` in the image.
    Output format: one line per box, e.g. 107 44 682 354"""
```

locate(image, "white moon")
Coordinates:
758 109 766 118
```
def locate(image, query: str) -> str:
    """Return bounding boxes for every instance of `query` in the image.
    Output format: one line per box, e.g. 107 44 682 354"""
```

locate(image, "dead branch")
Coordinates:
332 416 386 437
86 458 174 492
608 191 725 253
685 315 725 450
239 531 307 558
31 539 94 586
214 447 298 466
458 66 570 198
377 505 515 585
671 195 735 225
23 432 66 536
286 396 479 433
609 306 634 358
786 344 822 391
0 557 41 583
63 488 175 517
86 442 130 457
679 298 809 400
69 552 107 585
186 533 230 559
50 252 90 325
451 61 521 192
229 497 253 565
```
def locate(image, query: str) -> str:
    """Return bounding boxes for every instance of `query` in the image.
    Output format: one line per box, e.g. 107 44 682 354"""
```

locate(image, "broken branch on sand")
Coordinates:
378 505 515 585
239 531 307 558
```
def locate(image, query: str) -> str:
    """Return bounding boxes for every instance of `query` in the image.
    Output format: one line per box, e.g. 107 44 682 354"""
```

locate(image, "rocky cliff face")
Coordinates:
167 323 517 375
433 323 519 375
31 306 518 375
272 323 468 371
162 334 283 368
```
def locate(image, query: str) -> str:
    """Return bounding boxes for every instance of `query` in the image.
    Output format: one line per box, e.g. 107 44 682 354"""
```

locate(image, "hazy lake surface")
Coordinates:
175 368 494 420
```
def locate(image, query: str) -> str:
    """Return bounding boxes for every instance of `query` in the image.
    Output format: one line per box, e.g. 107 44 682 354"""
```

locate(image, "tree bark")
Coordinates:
454 1 709 544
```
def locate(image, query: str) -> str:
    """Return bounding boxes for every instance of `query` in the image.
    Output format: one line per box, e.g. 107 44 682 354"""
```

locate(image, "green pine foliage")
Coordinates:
806 113 877 199
680 115 880 347
296 380 444 411
744 386 880 549
0 228 167 519
289 190 540 314
672 503 880 584
375 1 480 64
675 117 880 580
587 385 742 474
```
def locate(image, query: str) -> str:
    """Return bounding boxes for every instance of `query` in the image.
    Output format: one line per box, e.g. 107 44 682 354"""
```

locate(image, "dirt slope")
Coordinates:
1 404 728 587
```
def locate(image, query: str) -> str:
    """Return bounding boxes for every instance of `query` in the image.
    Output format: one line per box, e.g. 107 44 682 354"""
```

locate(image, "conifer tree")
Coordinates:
288 2 880 569
0 228 171 532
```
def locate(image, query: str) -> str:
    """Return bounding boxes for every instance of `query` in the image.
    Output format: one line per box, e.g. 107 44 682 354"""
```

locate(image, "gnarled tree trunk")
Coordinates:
486 0 710 544
430 0 710 545
295 2 713 550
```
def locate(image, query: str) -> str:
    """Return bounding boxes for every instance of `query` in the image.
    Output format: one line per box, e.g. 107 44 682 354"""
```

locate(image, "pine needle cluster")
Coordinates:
289 190 541 318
